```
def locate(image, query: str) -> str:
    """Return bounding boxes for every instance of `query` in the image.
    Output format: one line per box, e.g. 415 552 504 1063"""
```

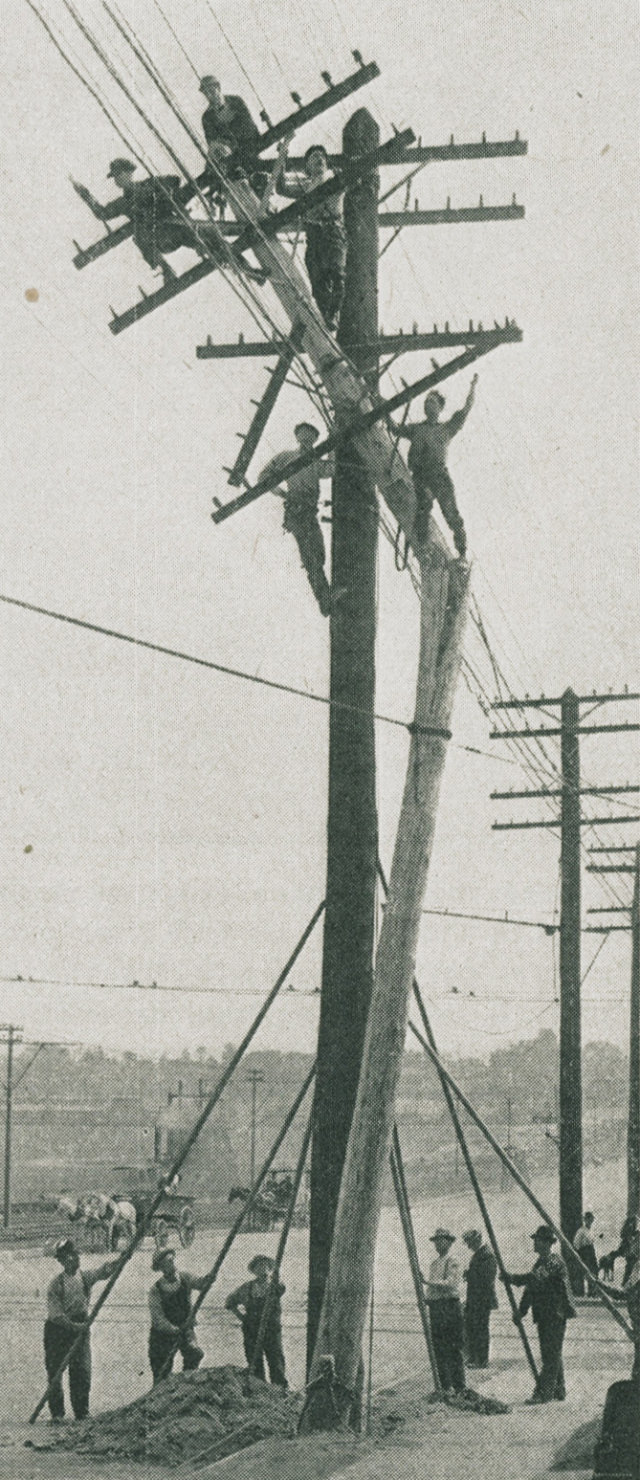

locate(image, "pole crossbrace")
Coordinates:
197 323 523 359
28 902 325 1423
227 322 305 486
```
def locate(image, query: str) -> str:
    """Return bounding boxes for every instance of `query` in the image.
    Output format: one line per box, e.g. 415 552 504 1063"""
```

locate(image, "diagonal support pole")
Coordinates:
408 1021 634 1341
389 1127 441 1392
377 858 539 1381
155 1062 317 1384
227 323 305 486
212 341 495 524
28 901 325 1423
250 1106 315 1377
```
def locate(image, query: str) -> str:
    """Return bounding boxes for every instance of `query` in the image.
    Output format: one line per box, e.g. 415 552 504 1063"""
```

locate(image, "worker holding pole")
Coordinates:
389 375 478 554
44 1238 119 1422
503 1226 576 1404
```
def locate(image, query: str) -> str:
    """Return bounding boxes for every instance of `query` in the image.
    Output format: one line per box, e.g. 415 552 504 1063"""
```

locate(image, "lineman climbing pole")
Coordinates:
491 689 640 1267
587 840 640 1216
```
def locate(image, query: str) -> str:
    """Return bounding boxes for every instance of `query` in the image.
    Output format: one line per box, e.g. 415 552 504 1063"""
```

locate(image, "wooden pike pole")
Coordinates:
300 544 470 1429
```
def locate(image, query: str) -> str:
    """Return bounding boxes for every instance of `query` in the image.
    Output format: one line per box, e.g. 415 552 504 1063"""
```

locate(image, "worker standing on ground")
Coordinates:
148 1247 206 1384
44 1237 119 1422
462 1229 498 1368
504 1226 576 1404
572 1210 599 1295
422 1228 466 1394
225 1254 287 1388
275 142 347 332
599 1218 640 1380
389 375 478 555
259 423 334 616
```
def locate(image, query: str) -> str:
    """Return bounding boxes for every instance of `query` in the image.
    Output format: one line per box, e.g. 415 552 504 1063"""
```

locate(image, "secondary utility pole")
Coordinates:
307 107 380 1371
247 1067 265 1192
491 688 640 1264
1 1025 23 1229
586 840 640 1216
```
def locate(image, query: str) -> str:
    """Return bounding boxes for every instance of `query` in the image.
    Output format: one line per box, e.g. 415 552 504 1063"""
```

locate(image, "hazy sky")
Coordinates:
0 0 638 1061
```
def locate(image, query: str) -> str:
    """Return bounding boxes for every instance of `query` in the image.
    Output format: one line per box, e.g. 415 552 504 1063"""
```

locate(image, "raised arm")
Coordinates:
444 374 478 437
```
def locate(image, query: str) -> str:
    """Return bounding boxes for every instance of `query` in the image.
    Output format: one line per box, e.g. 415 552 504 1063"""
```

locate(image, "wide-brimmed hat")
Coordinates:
152 1246 177 1271
248 1254 275 1273
430 1228 456 1244
107 158 135 178
54 1237 78 1263
531 1225 556 1244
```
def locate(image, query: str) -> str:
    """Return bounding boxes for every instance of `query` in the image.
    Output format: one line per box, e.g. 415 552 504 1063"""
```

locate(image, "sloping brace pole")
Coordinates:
409 976 539 1381
227 322 305 486
155 1062 317 1384
249 1105 315 1376
409 1022 634 1341
389 1126 441 1393
378 858 538 1378
28 901 325 1423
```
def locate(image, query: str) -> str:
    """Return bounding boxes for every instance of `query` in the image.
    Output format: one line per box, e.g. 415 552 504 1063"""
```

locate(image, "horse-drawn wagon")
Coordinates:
113 1165 196 1247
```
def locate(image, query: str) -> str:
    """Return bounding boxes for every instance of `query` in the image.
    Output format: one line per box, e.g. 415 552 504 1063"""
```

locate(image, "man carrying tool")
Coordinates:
503 1225 576 1404
200 75 260 176
259 422 334 616
462 1228 498 1368
44 1237 119 1422
225 1254 287 1387
389 375 478 555
275 143 347 333
148 1247 207 1384
422 1227 466 1394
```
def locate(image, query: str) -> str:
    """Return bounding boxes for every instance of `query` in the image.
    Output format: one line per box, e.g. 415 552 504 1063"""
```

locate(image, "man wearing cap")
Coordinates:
275 143 347 332
259 423 334 616
148 1247 207 1384
200 76 263 190
225 1255 287 1387
462 1229 498 1368
44 1238 119 1421
422 1228 466 1394
504 1226 576 1403
389 376 478 555
74 160 232 285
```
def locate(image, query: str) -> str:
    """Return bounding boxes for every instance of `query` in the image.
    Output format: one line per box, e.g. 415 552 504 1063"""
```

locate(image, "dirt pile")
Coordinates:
45 1366 302 1468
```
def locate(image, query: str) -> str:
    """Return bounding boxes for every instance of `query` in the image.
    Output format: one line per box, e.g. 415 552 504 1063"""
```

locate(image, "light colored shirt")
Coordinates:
573 1226 595 1252
47 1261 117 1326
427 1253 461 1301
260 450 333 510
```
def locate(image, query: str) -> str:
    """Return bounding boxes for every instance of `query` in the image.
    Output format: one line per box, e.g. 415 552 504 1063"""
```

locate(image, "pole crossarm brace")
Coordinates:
491 784 640 800
233 129 415 254
197 322 522 359
379 200 524 227
492 692 640 709
408 1023 634 1340
285 134 528 167
212 341 497 524
493 815 640 831
226 322 305 486
490 723 640 738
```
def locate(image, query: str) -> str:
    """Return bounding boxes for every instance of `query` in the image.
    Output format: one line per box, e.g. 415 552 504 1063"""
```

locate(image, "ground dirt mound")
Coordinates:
43 1366 302 1468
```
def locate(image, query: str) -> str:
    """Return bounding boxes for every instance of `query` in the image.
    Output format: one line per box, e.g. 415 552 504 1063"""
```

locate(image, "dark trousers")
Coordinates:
429 1300 466 1393
464 1302 492 1366
283 509 331 615
534 1316 567 1401
148 1328 204 1384
243 1321 287 1387
572 1242 598 1296
414 471 467 557
44 1320 91 1420
305 222 347 330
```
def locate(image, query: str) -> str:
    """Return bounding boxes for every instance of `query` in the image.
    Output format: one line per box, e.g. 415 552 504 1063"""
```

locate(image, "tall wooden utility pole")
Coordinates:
586 840 640 1216
307 108 380 1367
558 688 582 1242
2 1025 22 1229
491 689 640 1264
